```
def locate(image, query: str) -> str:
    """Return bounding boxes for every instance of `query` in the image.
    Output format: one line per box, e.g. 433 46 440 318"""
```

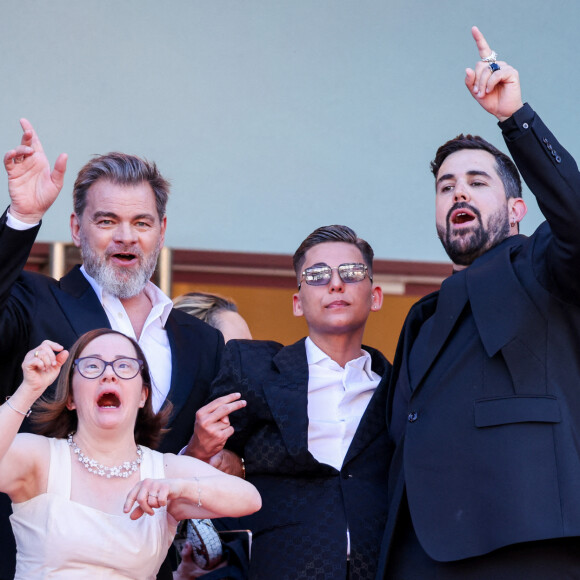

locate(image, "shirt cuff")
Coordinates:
6 210 39 231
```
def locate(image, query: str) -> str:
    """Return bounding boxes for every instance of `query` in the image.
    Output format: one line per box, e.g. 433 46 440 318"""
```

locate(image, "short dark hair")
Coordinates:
292 225 374 281
31 328 171 449
430 134 522 200
73 153 171 219
173 292 239 329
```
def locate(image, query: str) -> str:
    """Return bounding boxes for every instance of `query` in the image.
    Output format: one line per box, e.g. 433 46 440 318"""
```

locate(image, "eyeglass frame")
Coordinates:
73 356 144 380
298 262 372 290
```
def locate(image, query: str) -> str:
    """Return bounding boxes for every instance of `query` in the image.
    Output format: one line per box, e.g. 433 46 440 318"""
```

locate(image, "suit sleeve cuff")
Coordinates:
499 103 535 142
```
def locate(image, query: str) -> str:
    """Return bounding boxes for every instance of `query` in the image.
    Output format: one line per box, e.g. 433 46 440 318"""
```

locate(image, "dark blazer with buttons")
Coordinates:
0 212 224 579
210 337 392 580
379 104 580 569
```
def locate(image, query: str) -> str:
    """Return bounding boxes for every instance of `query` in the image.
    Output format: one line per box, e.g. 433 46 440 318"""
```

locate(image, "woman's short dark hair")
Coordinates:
31 328 171 449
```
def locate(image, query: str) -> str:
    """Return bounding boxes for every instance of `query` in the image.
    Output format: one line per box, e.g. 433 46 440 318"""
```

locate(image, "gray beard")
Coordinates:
80 236 160 299
437 202 510 267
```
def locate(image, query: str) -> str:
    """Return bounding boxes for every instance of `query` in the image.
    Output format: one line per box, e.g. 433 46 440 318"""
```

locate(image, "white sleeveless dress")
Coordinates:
10 437 177 579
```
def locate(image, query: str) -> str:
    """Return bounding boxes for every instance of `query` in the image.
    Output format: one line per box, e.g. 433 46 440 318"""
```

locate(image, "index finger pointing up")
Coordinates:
472 26 494 59
19 118 44 153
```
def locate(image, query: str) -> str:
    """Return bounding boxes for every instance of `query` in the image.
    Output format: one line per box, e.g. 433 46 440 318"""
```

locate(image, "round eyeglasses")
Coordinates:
73 357 144 380
299 262 371 290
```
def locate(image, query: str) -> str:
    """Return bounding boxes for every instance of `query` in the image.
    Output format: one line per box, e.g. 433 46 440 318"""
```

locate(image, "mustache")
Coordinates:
446 201 482 224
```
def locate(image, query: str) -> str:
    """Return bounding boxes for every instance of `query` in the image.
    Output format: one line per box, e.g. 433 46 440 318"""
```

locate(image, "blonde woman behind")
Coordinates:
173 292 252 343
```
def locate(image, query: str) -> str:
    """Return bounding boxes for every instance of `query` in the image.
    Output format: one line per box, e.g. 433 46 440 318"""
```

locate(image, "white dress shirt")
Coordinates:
80 266 173 413
305 336 381 471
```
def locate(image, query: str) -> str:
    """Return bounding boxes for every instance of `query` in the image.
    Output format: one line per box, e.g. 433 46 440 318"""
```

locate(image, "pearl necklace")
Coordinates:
67 433 143 479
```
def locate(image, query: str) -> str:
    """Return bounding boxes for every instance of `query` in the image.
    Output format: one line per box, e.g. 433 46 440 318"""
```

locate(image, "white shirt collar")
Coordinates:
79 265 173 326
304 336 375 377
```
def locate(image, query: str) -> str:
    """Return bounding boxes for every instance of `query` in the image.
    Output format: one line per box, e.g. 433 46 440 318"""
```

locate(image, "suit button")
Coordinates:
342 472 353 479
408 411 418 423
543 138 549 143
556 156 562 163
547 144 553 150
522 122 529 129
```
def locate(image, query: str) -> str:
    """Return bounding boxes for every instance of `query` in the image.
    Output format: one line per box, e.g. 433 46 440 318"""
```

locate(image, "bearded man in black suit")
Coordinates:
379 27 580 578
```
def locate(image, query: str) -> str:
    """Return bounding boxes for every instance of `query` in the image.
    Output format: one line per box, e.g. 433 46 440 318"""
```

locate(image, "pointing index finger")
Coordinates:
472 26 493 59
19 118 44 153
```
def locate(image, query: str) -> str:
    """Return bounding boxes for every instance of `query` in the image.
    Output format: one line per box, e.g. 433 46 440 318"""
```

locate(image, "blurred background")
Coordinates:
3 0 577 358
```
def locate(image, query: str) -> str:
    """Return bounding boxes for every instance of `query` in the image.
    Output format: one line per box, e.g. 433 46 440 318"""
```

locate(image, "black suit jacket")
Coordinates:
0 212 224 578
210 338 392 580
380 104 580 571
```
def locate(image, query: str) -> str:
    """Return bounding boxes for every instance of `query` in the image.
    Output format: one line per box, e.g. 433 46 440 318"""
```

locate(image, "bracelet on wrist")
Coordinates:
5 397 32 418
193 477 202 507
240 457 246 479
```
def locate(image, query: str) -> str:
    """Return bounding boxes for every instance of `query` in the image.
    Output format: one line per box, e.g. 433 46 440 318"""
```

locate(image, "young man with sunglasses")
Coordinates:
193 225 391 580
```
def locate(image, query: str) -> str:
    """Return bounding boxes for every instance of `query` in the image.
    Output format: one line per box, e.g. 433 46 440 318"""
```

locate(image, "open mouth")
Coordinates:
452 212 474 224
449 205 477 227
113 252 137 262
97 392 121 409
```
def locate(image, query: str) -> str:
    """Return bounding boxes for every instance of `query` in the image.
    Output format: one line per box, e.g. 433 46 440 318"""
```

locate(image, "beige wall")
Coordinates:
173 282 420 361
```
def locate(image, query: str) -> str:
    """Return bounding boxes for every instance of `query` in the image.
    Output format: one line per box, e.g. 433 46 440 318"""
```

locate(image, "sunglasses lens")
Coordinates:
338 264 367 283
303 266 332 286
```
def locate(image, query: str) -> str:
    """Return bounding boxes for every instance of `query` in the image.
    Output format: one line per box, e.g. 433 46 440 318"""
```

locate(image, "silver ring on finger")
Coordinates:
34 351 40 358
489 62 500 74
481 50 498 63
13 156 25 164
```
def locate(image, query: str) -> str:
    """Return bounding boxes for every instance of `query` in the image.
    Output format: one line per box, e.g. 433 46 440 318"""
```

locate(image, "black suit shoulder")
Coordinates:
210 338 288 392
169 307 225 346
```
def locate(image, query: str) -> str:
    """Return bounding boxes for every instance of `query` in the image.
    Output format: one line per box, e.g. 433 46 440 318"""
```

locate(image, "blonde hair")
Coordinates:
173 292 239 330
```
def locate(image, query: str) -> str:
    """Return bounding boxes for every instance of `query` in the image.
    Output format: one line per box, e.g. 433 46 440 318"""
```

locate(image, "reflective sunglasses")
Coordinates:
74 357 144 380
299 262 371 290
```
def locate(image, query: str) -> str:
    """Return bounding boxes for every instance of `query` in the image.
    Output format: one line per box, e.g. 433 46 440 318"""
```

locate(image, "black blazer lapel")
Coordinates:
410 271 468 391
343 348 389 465
467 237 548 394
50 266 110 337
262 339 313 464
163 312 200 417
467 237 544 357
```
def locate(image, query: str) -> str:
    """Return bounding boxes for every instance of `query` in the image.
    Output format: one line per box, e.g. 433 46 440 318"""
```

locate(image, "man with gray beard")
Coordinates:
0 121 232 579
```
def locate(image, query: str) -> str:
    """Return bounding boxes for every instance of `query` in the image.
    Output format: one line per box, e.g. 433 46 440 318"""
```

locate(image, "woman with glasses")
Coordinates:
0 328 261 579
